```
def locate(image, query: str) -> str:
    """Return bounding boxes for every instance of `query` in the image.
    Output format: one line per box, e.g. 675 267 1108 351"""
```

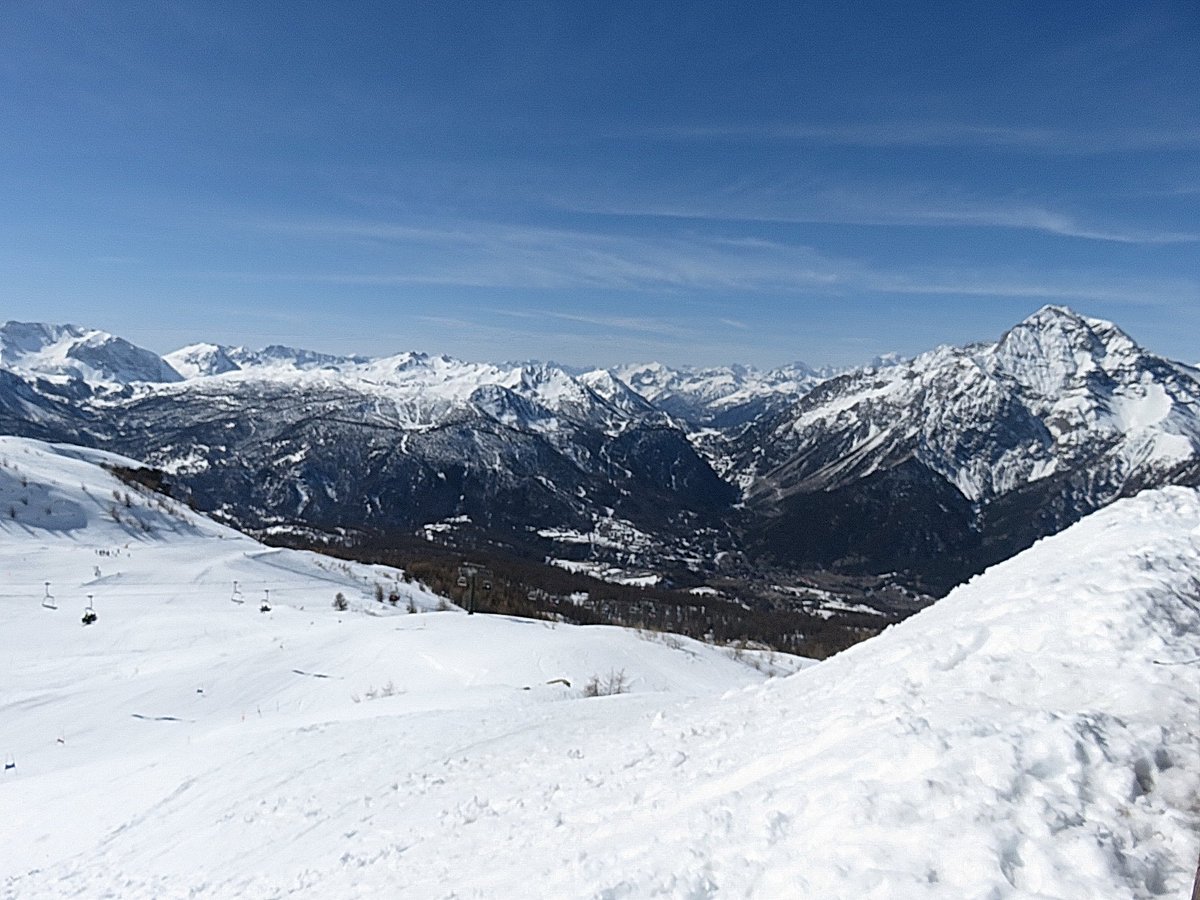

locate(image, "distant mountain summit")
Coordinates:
735 305 1200 586
164 342 370 377
610 360 828 427
162 343 241 378
0 321 181 384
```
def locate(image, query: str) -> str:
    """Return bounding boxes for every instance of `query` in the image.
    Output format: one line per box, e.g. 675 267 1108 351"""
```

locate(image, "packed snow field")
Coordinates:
2 436 1198 898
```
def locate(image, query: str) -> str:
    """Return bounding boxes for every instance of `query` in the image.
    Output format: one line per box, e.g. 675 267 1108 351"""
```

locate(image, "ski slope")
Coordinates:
2 437 1199 898
0 437 798 898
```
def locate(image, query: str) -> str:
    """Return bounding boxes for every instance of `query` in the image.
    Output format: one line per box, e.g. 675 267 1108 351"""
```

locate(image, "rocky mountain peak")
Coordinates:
987 305 1142 396
164 343 243 379
0 321 181 384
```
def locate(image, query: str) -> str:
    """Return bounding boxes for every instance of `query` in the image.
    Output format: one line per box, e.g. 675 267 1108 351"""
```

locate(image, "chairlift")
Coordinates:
230 580 244 604
456 576 468 588
41 581 57 610
260 588 271 613
3 754 14 772
82 595 97 626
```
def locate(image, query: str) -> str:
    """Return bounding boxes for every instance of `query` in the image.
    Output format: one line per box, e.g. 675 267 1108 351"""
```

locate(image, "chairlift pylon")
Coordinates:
41 581 57 610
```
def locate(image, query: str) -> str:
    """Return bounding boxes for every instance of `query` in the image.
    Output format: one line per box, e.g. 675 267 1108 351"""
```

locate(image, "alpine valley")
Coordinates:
1 306 1198 650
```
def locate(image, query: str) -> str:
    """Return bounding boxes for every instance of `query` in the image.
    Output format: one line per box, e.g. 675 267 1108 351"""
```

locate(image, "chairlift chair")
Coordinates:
81 593 96 626
41 581 57 610
230 580 244 604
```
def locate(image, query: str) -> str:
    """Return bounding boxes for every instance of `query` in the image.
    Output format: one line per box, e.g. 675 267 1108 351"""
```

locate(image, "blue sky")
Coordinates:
1 1 1197 367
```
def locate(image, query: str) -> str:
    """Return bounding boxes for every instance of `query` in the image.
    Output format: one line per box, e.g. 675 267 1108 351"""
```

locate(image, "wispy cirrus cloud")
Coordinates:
561 188 1200 246
635 120 1200 155
407 312 742 365
493 308 697 340
222 215 1199 311
244 216 845 293
824 191 1200 245
861 271 1199 308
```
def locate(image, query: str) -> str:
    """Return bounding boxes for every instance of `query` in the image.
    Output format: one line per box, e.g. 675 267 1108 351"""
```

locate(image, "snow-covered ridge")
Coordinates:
168 339 840 431
2 439 1195 897
611 359 835 424
165 341 371 377
161 343 672 434
0 435 440 611
0 321 182 385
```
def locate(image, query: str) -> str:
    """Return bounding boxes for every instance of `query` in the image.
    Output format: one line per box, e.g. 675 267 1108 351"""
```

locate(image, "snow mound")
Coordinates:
1 444 1196 897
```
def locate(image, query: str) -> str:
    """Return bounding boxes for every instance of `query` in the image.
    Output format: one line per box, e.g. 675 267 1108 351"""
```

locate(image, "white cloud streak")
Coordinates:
562 192 1199 246
223 215 1199 311
637 120 1200 154
245 217 845 293
493 308 696 339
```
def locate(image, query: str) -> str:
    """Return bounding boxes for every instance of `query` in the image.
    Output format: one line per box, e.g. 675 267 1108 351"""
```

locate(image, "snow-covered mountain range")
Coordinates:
2 435 1196 897
610 360 833 427
0 307 1198 598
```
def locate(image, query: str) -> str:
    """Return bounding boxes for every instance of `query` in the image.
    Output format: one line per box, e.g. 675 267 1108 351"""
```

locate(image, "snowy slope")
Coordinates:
0 437 793 897
3 437 1197 897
